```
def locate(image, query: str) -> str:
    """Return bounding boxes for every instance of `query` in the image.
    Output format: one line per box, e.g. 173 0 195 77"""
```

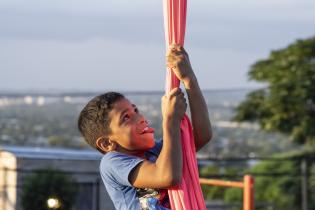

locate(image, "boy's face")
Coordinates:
107 97 155 153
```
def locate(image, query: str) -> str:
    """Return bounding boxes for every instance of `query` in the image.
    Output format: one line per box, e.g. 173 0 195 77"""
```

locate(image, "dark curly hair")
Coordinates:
78 92 125 153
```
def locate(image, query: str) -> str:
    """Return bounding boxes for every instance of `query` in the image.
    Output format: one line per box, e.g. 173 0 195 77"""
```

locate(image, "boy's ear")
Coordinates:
96 136 117 153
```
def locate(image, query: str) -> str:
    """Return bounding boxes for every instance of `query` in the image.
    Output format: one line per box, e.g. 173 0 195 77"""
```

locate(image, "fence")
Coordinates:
0 156 314 210
199 156 315 210
200 175 254 210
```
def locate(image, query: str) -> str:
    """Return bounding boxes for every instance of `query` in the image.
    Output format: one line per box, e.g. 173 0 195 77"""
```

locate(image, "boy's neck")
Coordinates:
114 146 147 159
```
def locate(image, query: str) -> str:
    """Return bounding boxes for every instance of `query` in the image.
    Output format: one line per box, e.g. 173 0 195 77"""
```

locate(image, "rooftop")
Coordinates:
0 145 102 160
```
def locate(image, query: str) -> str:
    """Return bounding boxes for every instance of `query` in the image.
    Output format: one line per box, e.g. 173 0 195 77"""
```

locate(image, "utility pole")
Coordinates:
301 158 308 210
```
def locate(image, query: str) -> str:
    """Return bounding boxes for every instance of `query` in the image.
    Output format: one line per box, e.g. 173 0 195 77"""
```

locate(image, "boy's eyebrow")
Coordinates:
119 104 137 121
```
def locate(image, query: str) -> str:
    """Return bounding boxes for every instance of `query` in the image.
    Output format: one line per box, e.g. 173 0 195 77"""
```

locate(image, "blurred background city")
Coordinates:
0 90 295 157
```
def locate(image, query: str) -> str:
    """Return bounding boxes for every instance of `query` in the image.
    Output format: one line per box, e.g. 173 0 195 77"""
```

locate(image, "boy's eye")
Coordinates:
121 108 138 123
123 114 130 121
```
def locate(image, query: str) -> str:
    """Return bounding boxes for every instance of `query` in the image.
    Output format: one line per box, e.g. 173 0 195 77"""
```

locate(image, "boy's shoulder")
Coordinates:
100 151 143 187
100 139 163 185
100 151 143 173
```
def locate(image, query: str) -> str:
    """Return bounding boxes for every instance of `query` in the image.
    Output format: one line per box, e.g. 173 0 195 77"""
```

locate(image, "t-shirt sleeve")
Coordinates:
150 138 163 156
100 152 144 187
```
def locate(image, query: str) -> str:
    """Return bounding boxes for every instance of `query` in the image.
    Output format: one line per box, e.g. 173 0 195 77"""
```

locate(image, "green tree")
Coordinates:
200 165 226 200
200 165 243 204
234 36 315 144
224 149 315 210
225 160 299 210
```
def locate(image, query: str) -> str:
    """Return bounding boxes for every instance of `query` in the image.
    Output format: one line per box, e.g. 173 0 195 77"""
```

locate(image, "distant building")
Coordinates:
0 146 115 210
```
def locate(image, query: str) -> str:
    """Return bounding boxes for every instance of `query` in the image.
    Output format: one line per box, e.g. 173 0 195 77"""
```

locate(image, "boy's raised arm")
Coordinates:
129 87 186 189
183 74 213 151
166 44 213 151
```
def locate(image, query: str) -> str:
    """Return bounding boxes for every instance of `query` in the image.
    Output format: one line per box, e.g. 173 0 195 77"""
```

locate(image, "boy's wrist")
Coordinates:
183 74 197 89
163 118 180 129
163 119 181 141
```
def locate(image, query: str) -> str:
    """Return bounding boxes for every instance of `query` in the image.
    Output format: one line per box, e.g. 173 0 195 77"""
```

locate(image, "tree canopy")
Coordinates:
21 168 77 210
234 36 315 144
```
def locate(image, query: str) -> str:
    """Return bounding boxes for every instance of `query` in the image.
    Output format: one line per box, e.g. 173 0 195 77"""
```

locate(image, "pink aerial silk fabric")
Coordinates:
163 0 207 210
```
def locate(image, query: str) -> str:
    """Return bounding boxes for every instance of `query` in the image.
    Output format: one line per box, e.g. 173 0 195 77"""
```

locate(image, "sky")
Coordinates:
1 0 315 92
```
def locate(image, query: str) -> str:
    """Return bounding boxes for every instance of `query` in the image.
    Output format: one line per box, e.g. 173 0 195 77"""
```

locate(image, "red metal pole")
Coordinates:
199 178 244 188
199 175 255 209
243 175 254 210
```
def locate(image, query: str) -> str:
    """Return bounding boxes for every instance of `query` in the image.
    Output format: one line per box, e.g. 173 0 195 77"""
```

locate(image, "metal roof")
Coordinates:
0 145 102 160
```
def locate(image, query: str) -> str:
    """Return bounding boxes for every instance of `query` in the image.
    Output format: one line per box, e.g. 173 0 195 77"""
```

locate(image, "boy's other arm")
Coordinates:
129 88 185 189
184 75 212 151
167 44 213 151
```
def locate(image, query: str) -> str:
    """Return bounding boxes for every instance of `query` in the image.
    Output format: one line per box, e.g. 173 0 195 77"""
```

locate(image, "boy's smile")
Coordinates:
107 98 155 156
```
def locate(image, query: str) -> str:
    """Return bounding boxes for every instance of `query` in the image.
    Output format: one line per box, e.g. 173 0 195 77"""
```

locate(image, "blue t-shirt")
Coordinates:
100 140 171 210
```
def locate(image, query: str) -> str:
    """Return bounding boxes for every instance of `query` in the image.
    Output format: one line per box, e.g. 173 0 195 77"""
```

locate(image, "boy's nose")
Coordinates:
138 114 148 125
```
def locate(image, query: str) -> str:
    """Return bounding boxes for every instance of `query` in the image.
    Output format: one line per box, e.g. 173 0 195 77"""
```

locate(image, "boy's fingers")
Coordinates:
180 46 189 57
166 53 177 61
169 43 181 48
166 46 177 56
175 46 188 58
166 50 186 60
177 91 184 97
173 51 185 57
166 51 181 60
166 54 185 66
168 44 183 55
169 87 182 97
169 44 184 51
172 45 189 58
171 87 181 94
166 49 172 57
166 57 184 66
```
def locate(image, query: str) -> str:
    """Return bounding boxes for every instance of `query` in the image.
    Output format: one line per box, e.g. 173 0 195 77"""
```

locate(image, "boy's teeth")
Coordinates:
141 127 148 133
141 127 154 134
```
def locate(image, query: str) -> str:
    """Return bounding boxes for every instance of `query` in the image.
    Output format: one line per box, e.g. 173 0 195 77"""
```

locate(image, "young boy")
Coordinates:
78 44 212 210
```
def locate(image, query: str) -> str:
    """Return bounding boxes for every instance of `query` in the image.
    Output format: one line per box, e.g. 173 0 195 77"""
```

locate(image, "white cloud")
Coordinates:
0 38 166 91
0 0 162 17
190 0 315 22
1 0 314 90
0 37 266 91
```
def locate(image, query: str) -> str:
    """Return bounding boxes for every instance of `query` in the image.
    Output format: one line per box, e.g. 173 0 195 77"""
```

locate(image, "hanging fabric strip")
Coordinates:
162 0 207 210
